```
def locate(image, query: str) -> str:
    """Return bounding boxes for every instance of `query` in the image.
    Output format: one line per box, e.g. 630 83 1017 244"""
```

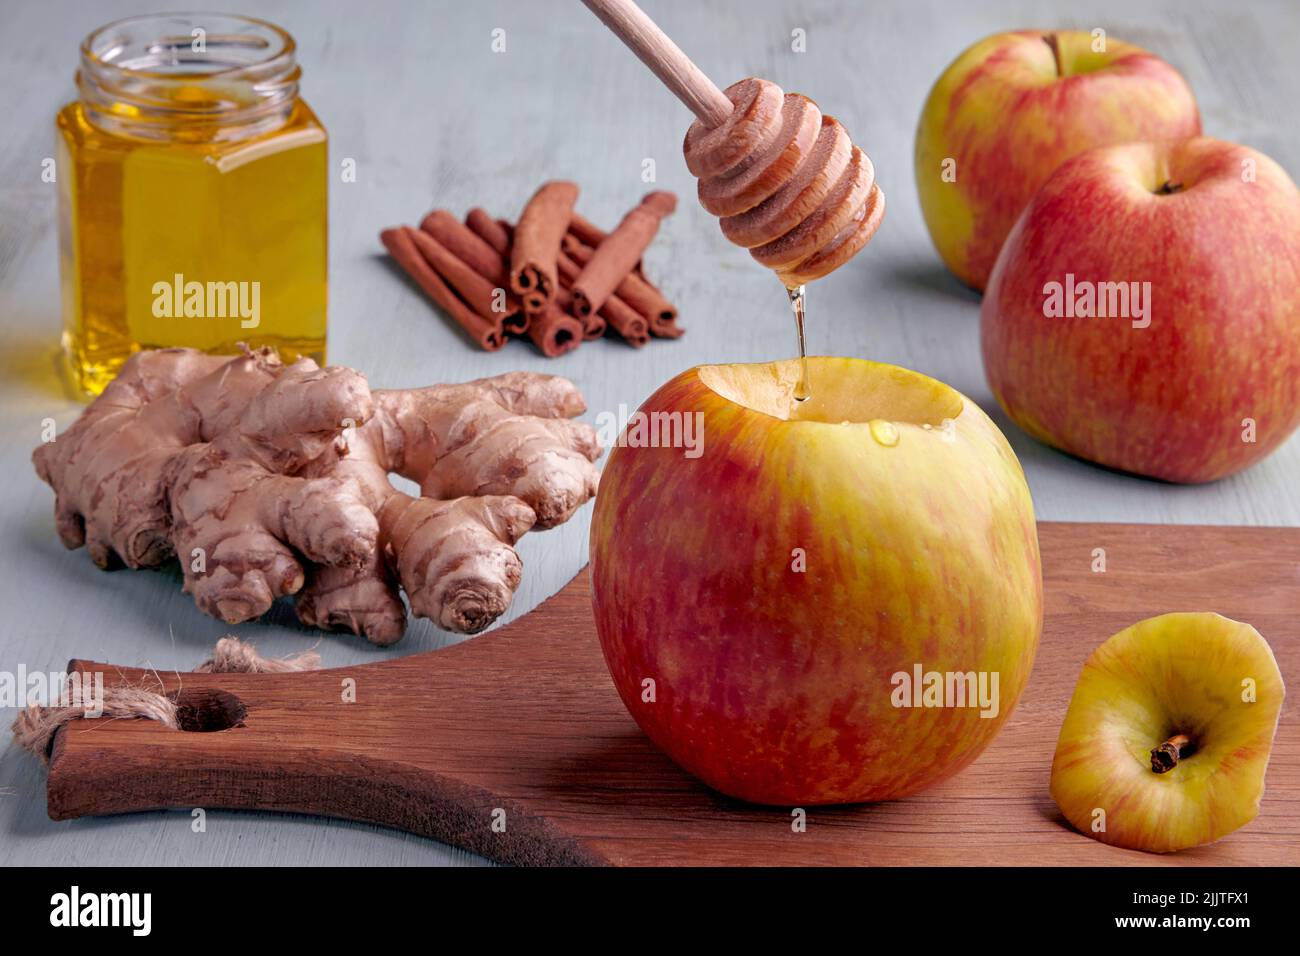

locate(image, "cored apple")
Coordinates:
981 136 1300 482
915 29 1200 291
1050 612 1285 853
589 358 1043 804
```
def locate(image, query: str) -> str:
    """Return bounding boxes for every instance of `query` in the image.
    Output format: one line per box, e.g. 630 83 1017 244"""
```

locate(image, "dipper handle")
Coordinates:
580 0 733 127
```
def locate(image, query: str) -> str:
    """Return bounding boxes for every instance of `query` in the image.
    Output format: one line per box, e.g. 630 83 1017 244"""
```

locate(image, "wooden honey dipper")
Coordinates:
581 0 885 286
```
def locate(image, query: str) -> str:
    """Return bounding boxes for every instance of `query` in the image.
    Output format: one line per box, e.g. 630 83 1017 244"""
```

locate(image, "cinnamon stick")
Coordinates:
556 247 644 345
420 209 525 333
556 249 607 340
510 181 579 312
527 298 584 358
407 228 523 334
567 214 647 280
564 236 681 338
567 212 611 254
421 210 508 285
571 191 676 319
479 210 587 356
472 206 662 347
598 294 650 347
466 208 512 257
380 227 505 352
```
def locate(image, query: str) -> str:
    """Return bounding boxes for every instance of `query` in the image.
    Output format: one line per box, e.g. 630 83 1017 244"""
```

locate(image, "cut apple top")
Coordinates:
1050 612 1285 854
697 357 964 427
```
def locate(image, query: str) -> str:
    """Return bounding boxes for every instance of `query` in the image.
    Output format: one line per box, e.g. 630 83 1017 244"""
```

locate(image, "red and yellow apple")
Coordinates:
1050 612 1285 853
589 358 1043 805
981 136 1300 482
915 30 1201 290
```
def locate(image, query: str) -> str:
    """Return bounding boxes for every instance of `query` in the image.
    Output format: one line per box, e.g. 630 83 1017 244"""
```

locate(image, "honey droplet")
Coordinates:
869 419 900 447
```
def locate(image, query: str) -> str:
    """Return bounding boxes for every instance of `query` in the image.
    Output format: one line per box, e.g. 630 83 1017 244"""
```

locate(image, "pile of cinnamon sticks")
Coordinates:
382 181 682 357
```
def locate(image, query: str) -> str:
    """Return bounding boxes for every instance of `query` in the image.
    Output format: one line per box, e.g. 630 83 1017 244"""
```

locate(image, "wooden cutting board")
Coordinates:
45 522 1300 866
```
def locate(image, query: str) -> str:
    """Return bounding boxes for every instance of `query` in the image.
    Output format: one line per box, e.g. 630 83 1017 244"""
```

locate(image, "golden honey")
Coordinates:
57 14 327 396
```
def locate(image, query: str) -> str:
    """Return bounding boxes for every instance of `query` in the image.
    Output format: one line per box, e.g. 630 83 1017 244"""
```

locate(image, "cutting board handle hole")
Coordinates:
169 688 248 732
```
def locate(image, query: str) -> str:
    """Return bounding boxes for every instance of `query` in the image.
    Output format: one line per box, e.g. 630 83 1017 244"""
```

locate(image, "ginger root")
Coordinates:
33 347 601 644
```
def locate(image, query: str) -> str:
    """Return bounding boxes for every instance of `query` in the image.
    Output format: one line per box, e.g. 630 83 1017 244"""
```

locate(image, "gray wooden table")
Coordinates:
1 0 1296 866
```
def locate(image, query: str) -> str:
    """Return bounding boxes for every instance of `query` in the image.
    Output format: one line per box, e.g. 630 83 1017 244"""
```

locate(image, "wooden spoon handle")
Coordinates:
580 0 733 126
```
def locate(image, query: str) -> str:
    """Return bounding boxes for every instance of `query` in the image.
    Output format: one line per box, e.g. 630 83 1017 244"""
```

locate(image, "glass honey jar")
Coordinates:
56 13 327 396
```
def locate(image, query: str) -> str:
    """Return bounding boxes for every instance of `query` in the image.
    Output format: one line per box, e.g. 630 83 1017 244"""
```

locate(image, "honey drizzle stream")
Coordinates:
787 284 811 402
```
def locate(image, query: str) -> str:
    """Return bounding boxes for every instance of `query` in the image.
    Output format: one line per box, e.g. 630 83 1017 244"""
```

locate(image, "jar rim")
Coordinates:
76 13 302 141
80 12 297 84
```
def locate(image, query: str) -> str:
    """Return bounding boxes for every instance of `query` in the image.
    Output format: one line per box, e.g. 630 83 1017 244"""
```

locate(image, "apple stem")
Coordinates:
1043 33 1064 77
1151 733 1194 773
1156 181 1185 195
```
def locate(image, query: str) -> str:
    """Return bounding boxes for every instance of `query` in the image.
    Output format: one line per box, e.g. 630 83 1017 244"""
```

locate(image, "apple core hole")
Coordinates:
1156 180 1184 196
697 358 964 427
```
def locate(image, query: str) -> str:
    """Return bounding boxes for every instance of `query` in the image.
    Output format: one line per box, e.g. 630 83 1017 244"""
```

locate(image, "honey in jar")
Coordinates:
56 13 327 396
